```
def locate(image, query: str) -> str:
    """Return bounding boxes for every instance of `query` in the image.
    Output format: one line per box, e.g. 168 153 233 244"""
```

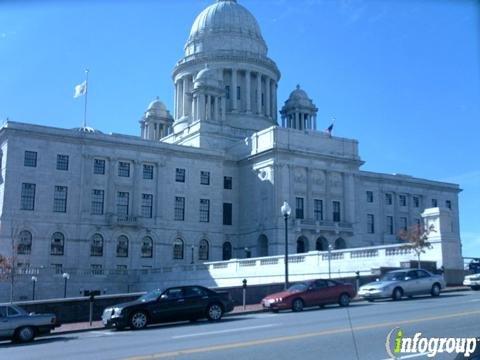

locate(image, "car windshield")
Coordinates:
138 289 163 302
381 272 406 281
287 283 308 292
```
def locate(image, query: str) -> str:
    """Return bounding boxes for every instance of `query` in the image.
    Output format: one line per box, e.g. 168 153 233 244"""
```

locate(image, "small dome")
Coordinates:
289 85 309 101
284 85 316 109
145 97 170 118
194 66 220 89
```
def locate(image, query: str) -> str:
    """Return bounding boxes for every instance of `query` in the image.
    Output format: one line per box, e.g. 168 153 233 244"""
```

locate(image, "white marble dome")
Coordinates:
285 85 316 109
185 0 267 57
146 97 169 118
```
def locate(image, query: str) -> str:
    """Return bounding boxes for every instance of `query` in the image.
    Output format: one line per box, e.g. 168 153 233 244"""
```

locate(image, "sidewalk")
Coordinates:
51 286 470 336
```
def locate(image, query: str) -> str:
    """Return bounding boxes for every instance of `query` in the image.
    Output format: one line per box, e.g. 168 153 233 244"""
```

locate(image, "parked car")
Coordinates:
0 304 59 343
261 279 356 312
463 274 480 291
102 285 235 330
358 269 445 301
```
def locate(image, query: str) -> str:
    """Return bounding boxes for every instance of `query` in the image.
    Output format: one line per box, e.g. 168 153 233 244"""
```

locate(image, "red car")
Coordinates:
261 279 356 312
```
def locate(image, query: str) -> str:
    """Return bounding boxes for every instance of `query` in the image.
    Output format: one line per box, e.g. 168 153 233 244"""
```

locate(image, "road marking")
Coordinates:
124 309 480 360
171 324 277 339
381 353 429 360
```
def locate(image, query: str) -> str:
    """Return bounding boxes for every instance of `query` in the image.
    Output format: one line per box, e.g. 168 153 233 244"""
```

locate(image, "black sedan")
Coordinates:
101 285 235 330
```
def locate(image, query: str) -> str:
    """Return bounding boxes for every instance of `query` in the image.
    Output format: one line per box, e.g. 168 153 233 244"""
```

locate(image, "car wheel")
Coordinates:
338 293 351 307
392 288 403 301
367 299 375 302
471 286 480 291
272 309 280 313
431 283 441 297
292 298 304 312
130 311 148 330
16 326 35 343
206 303 223 321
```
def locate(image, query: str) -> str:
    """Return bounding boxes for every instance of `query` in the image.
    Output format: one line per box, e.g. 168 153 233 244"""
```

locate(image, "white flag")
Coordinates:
74 81 87 98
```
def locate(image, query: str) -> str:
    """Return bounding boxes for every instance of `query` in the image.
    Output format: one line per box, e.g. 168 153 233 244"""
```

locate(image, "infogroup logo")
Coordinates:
385 327 478 358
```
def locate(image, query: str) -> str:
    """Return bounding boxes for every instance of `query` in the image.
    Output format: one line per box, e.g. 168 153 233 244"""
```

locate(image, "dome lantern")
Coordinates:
280 85 318 131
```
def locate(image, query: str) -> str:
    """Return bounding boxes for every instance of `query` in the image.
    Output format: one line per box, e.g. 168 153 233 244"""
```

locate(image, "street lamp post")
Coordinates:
31 276 37 301
62 272 70 298
244 247 250 258
327 244 333 279
281 201 292 290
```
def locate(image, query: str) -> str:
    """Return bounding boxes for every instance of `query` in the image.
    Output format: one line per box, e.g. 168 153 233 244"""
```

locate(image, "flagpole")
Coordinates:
83 69 89 128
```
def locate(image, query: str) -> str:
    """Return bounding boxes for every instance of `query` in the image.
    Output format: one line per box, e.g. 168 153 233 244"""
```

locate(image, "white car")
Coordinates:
358 269 446 301
463 273 480 291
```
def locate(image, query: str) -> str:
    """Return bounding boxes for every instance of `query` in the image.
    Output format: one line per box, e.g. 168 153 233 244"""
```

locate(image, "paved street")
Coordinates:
1 290 479 360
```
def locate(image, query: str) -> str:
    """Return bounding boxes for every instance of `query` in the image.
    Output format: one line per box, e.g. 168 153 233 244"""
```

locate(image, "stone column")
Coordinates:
256 73 262 115
266 77 271 118
214 96 220 121
191 96 196 121
206 95 211 120
314 115 317 130
246 71 251 113
182 77 188 117
199 94 206 121
174 81 179 119
179 80 184 118
273 82 278 121
343 173 355 224
294 112 299 130
221 96 226 121
232 69 238 111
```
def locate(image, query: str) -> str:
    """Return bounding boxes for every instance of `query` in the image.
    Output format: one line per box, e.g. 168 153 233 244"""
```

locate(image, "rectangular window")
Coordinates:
176 168 186 183
56 154 69 171
399 195 407 207
94 159 105 175
367 214 375 234
413 196 420 208
174 196 185 221
225 85 230 100
333 201 341 222
223 203 232 225
141 194 153 218
314 199 323 221
117 192 129 217
51 264 63 274
143 164 154 180
91 189 105 215
366 191 374 203
21 183 36 210
400 217 408 231
90 264 103 275
446 200 452 209
295 197 304 219
200 199 210 223
24 151 37 167
431 198 438 207
237 86 241 100
224 176 232 190
53 186 68 213
200 171 210 185
385 193 393 205
118 161 130 177
386 216 394 235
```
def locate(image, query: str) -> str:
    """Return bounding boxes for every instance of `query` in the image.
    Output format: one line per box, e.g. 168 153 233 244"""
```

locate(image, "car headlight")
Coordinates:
113 307 123 316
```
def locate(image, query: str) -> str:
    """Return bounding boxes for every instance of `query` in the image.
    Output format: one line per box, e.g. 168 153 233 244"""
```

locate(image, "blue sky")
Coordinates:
0 0 479 258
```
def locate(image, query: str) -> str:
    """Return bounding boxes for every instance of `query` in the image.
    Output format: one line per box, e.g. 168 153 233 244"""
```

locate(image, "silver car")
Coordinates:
0 304 59 343
358 269 446 301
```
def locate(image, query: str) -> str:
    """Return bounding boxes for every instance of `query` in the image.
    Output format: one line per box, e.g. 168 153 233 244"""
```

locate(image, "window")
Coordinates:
51 232 64 256
141 194 153 218
118 161 130 177
51 263 63 274
314 199 323 221
223 203 232 225
174 196 185 221
53 186 68 213
56 154 69 171
431 199 438 207
141 236 153 258
237 86 241 100
222 242 232 260
334 237 346 250
386 216 394 235
17 230 32 255
94 159 105 175
399 195 407 207
225 85 230 100
90 234 103 257
333 201 341 222
296 236 307 253
316 237 328 251
400 217 408 231
176 168 186 182
200 199 210 222
24 151 37 167
385 193 393 205
143 164 154 180
117 192 129 217
173 238 184 260
199 239 209 261
446 200 452 209
367 214 375 234
295 197 304 219
200 171 210 185
21 183 36 210
90 264 103 275
91 189 105 215
413 196 420 208
366 191 374 203
224 176 232 189
116 235 129 258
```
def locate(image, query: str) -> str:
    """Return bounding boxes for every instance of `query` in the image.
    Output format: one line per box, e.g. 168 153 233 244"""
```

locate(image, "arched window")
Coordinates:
296 236 308 254
90 233 104 257
17 230 32 255
116 235 129 257
315 237 329 251
141 236 153 258
198 239 209 261
222 242 232 261
173 238 184 260
257 235 269 257
335 237 346 250
51 232 64 256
